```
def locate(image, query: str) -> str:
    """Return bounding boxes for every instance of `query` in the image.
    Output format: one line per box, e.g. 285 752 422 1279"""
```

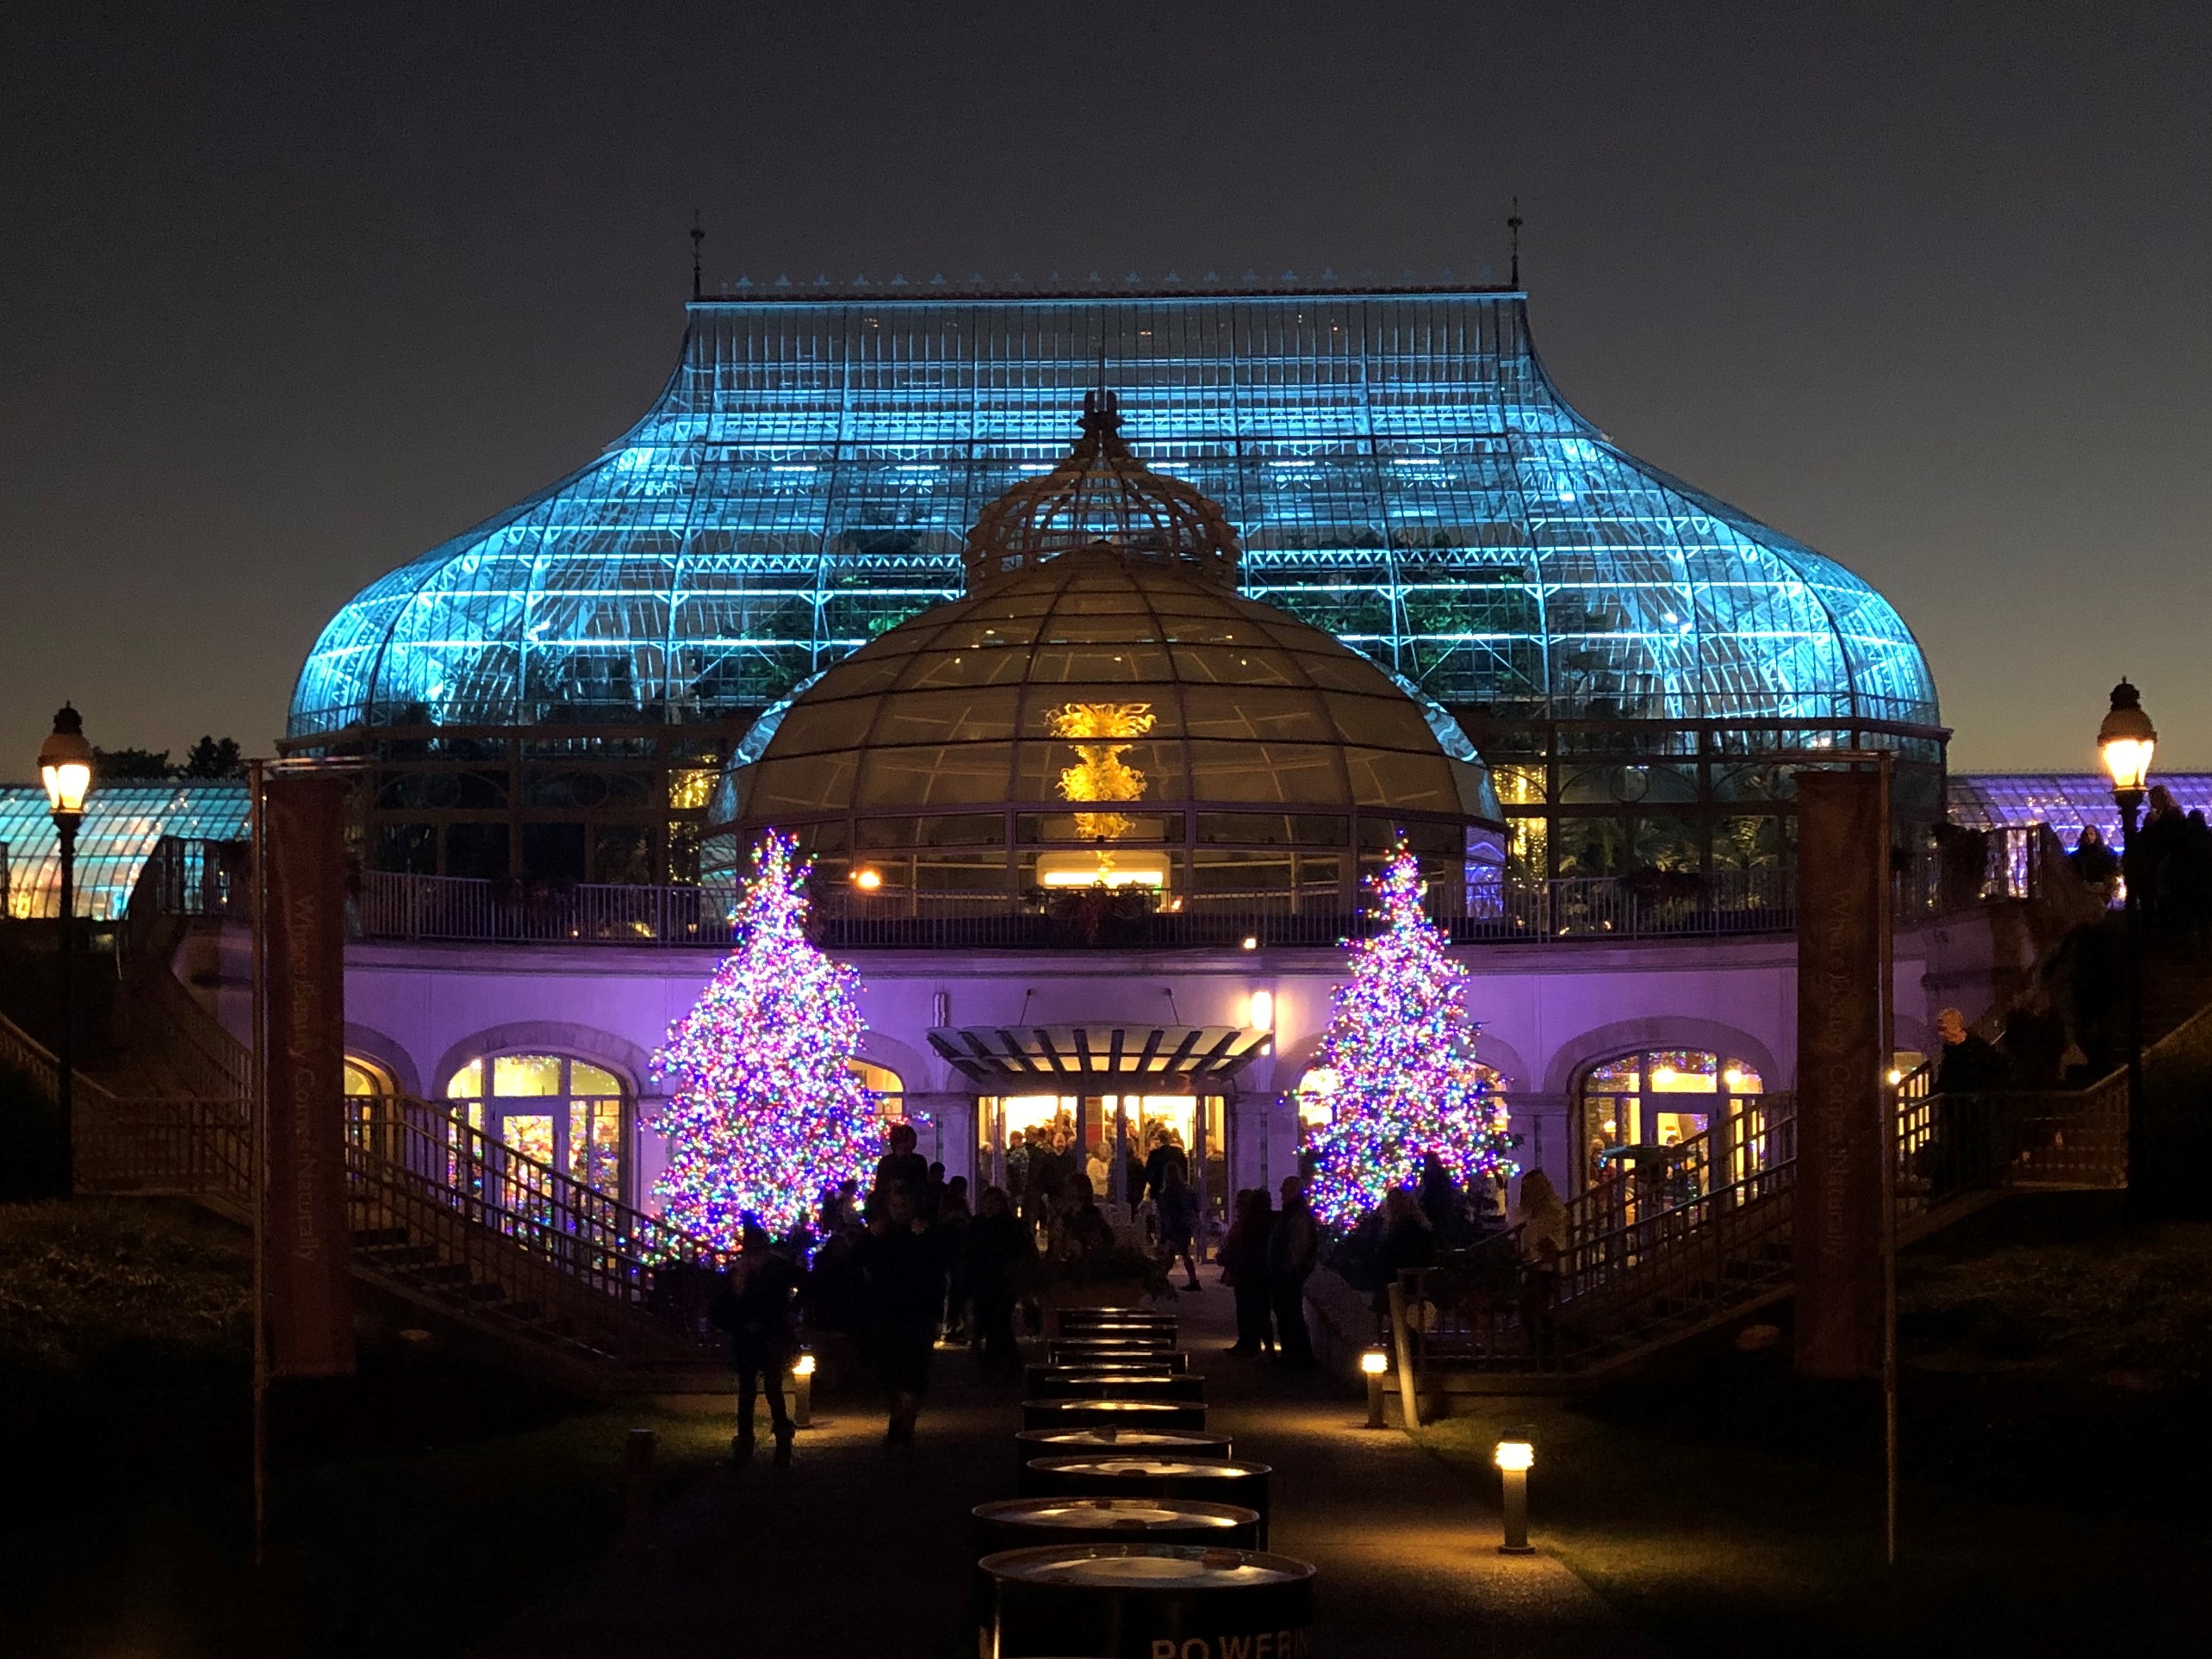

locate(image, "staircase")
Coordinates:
1397 1057 2137 1393
0 853 731 1392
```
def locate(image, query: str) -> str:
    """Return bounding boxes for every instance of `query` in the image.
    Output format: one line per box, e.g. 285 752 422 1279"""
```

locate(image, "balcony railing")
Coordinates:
350 866 1810 949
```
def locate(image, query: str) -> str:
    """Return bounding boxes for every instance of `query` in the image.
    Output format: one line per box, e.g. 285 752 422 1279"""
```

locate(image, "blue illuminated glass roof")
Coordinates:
1949 774 2212 846
0 783 250 919
289 289 1938 738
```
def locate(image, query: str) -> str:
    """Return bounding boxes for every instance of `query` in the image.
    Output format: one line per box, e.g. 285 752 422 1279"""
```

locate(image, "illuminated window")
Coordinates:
1576 1048 1763 1189
848 1059 904 1119
444 1053 628 1199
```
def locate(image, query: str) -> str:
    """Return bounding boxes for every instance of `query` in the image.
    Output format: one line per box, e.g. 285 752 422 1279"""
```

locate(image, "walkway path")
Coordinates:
479 1276 1647 1658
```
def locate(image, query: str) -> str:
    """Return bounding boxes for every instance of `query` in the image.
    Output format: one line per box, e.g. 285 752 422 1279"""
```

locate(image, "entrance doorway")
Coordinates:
976 1090 1230 1254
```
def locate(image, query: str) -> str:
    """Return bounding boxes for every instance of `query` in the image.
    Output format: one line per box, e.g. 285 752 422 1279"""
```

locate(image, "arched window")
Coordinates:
444 1053 629 1200
1575 1048 1764 1193
848 1059 904 1120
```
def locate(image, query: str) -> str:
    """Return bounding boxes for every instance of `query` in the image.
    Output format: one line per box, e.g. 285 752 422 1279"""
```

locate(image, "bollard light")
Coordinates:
1494 1427 1535 1554
791 1347 816 1428
1240 935 1258 951
1361 1346 1389 1429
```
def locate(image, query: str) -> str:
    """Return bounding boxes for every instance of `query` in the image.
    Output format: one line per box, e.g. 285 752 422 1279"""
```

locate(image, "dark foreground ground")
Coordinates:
3 1195 2209 1656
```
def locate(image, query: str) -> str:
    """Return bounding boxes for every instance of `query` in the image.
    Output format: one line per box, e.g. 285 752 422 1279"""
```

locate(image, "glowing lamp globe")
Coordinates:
2097 680 2157 797
1493 1436 1535 1473
1360 1347 1389 1376
39 705 93 817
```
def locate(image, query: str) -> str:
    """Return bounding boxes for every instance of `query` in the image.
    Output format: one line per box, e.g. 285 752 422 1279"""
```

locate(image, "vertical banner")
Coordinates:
1793 770 1884 1380
263 770 357 1377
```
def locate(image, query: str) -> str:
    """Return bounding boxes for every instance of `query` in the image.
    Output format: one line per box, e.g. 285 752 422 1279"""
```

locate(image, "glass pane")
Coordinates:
569 1101 623 1196
344 1060 382 1097
500 1114 556 1164
572 1062 622 1097
1648 1051 1720 1091
1722 1059 1764 1092
494 1054 562 1097
444 1059 483 1098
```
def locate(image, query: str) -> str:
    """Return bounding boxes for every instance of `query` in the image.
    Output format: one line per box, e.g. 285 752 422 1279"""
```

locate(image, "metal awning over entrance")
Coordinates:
928 1024 1271 1091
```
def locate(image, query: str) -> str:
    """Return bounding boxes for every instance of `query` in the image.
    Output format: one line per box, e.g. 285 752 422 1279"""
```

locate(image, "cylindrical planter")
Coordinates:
1056 1310 1178 1339
972 1496 1261 1556
1031 1370 1207 1401
1014 1427 1232 1487
1023 1456 1273 1546
1021 1398 1208 1432
1044 1353 1185 1380
981 1544 1315 1659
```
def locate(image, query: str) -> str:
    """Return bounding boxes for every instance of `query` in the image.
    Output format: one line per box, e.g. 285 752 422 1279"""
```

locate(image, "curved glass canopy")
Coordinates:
289 289 1937 740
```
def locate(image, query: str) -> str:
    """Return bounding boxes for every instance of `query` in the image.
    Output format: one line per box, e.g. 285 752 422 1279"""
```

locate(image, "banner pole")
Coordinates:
1879 752 1898 1569
248 757 269 1569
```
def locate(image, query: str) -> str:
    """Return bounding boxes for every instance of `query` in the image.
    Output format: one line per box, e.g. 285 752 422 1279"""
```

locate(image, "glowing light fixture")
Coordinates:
853 867 884 891
39 705 93 818
1240 935 1258 952
1494 1427 1536 1555
791 1346 816 1427
1361 1345 1390 1429
1249 990 1274 1032
2097 679 2156 799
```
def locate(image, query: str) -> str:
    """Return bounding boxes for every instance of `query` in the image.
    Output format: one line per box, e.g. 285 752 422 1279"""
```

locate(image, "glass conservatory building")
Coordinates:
289 284 1942 885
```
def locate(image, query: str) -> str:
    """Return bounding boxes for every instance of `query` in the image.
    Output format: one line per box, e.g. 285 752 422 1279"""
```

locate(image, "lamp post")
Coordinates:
2097 679 2156 1205
791 1347 816 1428
1494 1428 1535 1554
1361 1345 1389 1429
38 705 93 1196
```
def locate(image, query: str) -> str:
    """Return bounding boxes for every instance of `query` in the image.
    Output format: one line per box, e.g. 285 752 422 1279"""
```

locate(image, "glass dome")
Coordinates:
710 546 1501 912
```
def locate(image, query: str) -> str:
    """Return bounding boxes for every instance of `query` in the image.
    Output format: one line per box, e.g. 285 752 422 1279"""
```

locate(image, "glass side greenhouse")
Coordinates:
0 783 250 920
288 285 1943 885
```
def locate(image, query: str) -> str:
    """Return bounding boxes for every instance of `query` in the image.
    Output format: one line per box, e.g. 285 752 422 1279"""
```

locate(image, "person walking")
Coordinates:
1269 1175 1320 1367
1156 1160 1201 1290
1371 1187 1434 1317
1059 1173 1115 1258
936 1175 972 1343
1513 1171 1568 1367
1223 1188 1277 1356
965 1184 1034 1380
709 1221 803 1467
862 1185 941 1445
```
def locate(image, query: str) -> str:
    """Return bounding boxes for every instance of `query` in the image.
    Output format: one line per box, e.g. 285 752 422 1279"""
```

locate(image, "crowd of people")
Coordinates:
2072 786 2212 953
709 1120 1225 1456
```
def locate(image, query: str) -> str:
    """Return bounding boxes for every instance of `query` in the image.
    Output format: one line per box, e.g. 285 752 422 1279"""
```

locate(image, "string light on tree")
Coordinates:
650 831 880 1245
1305 844 1517 1227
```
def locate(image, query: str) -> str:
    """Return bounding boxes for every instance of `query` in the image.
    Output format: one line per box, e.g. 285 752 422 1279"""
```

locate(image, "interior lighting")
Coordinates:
1248 991 1273 1032
853 867 883 890
1494 1427 1536 1555
1240 936 1258 951
791 1347 816 1428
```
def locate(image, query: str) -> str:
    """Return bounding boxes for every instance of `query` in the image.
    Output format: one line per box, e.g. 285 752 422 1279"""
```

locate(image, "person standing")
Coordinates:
1143 1129 1189 1205
935 1175 972 1343
1004 1129 1030 1222
709 1222 803 1467
1223 1188 1276 1356
1156 1161 1201 1290
1269 1175 1319 1367
1932 1007 2007 1196
964 1184 1033 1380
874 1121 929 1210
862 1185 941 1445
1059 1173 1115 1258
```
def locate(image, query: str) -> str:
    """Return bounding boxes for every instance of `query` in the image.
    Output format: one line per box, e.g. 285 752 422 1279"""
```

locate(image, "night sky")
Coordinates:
3 2 2205 778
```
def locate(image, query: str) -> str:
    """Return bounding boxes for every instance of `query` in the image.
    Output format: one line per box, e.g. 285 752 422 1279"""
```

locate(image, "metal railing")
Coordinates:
1399 1069 2128 1380
352 866 1804 949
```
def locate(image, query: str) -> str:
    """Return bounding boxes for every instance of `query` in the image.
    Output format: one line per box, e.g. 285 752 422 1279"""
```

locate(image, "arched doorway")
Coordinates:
443 1053 631 1203
1575 1047 1767 1206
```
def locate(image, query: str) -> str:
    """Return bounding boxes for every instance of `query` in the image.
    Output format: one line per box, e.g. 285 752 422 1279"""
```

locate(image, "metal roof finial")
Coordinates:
1507 197 1523 289
690 209 704 300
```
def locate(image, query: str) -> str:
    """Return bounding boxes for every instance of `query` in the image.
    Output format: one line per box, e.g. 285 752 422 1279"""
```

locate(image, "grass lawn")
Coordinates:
1416 1201 2212 1656
0 1199 729 1658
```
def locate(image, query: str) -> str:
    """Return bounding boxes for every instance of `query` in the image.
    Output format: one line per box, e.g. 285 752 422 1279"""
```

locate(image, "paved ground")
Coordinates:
480 1277 1647 1658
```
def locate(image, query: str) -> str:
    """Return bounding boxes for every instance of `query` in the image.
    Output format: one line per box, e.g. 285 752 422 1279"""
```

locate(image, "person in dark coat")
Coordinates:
873 1122 929 1212
964 1184 1034 1380
1417 1151 1463 1246
1024 1131 1070 1234
935 1176 972 1342
1223 1188 1276 1356
708 1222 804 1466
1268 1175 1320 1367
1059 1172 1115 1258
862 1185 941 1444
1371 1187 1435 1315
1931 1007 2007 1196
1155 1160 1201 1290
1142 1132 1189 1204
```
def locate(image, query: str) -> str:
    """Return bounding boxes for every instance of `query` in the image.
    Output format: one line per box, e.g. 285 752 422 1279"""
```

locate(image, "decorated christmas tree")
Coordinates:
650 831 881 1245
1304 846 1518 1227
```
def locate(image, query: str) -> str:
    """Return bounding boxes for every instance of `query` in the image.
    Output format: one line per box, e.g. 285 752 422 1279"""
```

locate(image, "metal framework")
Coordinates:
287 287 1943 880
